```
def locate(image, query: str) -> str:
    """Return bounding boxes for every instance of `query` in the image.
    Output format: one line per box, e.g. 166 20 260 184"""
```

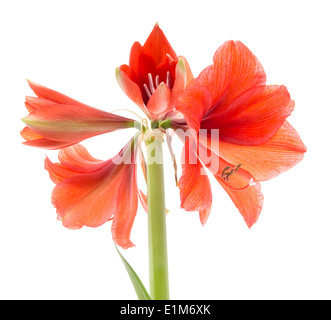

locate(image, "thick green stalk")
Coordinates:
146 132 169 300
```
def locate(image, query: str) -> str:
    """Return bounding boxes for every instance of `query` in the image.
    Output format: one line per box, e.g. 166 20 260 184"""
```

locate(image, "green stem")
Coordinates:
146 132 169 300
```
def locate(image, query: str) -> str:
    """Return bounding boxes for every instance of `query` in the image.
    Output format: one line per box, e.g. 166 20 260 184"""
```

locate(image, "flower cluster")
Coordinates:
21 24 306 248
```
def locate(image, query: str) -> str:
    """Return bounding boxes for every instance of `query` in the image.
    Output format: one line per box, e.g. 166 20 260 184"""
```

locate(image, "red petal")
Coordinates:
25 96 53 112
21 127 74 149
23 138 75 150
128 42 144 78
52 163 121 229
171 57 194 105
20 126 43 140
45 144 107 183
58 144 103 173
218 179 264 228
50 140 139 249
213 121 307 181
173 41 268 135
174 82 212 132
146 82 171 117
44 157 78 183
198 40 266 108
111 165 138 249
115 67 150 115
178 140 212 225
198 208 211 226
27 80 92 108
202 85 294 145
180 56 194 85
142 24 177 66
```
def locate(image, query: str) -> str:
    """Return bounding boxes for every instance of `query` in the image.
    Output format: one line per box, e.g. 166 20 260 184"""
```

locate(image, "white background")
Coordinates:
0 0 330 300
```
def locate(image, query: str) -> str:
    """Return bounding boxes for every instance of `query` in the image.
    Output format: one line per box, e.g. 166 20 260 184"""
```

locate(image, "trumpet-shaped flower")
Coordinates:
116 24 193 120
175 40 306 227
21 80 135 149
45 138 139 249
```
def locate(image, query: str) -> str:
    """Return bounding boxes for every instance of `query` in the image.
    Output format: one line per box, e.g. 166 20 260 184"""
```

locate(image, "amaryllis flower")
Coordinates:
174 40 306 227
44 138 139 249
116 24 193 121
21 80 135 149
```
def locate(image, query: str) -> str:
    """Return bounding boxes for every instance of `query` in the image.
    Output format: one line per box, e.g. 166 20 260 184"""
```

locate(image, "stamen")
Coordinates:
148 73 155 93
221 163 242 181
166 71 171 87
143 84 152 98
143 72 171 99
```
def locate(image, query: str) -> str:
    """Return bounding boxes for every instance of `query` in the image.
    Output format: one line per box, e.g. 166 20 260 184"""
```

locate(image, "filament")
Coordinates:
166 71 170 87
110 108 143 122
148 73 155 93
143 84 152 98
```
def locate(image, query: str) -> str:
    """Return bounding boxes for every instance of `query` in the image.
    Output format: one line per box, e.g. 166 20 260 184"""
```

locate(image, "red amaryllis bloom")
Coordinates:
21 80 135 149
116 24 193 121
175 41 306 227
44 137 140 249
